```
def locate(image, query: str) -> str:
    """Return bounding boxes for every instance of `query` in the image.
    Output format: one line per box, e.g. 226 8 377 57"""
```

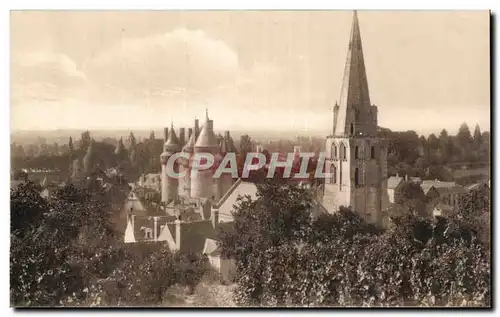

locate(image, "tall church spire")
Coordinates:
334 11 374 136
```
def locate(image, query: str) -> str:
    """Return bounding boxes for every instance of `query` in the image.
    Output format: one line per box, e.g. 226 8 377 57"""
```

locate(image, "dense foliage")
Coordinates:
218 182 491 307
10 182 207 307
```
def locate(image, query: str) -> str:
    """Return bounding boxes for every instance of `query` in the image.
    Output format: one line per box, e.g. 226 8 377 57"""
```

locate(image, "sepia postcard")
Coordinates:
10 10 491 308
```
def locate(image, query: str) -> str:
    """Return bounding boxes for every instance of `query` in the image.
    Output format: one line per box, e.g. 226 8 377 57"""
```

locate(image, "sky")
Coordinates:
10 10 490 135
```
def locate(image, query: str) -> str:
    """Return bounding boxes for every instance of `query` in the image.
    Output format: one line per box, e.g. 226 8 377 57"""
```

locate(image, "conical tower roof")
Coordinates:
182 122 197 153
195 110 219 149
220 131 237 153
164 123 180 152
334 11 373 136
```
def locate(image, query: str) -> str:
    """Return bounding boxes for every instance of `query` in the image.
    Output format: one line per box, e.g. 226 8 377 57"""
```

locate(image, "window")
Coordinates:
350 123 354 135
371 146 375 159
331 165 337 184
355 146 359 159
354 168 360 186
333 145 338 158
340 143 347 160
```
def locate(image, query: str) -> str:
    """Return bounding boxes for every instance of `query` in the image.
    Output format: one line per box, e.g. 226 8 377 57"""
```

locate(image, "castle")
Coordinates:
322 11 389 226
160 110 238 207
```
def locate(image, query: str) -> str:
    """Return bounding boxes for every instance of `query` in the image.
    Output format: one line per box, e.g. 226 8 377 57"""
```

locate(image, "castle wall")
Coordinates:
191 169 214 199
161 164 169 203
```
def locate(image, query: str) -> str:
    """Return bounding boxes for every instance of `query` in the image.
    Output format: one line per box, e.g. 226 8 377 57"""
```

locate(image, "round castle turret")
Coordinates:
161 123 180 204
179 120 197 197
191 111 220 199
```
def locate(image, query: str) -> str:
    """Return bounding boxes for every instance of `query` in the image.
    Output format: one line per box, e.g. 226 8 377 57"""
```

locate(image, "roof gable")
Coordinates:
387 176 403 189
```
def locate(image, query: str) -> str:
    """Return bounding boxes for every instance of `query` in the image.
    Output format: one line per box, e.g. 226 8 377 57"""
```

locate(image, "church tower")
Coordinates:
323 11 388 225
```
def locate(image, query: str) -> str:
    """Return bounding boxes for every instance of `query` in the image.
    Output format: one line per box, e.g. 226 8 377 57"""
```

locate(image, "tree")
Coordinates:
115 138 126 165
219 183 490 307
457 123 473 152
71 158 83 180
473 124 482 150
79 131 92 152
129 147 137 168
129 132 137 149
427 133 439 150
239 134 253 153
10 183 119 307
83 139 95 175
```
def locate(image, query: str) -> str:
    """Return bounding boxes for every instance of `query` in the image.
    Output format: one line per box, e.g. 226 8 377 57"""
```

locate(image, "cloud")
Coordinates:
86 28 240 103
11 52 87 104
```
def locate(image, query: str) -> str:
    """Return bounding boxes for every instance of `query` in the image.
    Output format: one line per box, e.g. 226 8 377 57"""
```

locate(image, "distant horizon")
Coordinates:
10 122 490 139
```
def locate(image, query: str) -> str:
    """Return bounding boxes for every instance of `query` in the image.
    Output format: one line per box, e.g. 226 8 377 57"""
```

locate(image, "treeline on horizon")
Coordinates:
10 122 490 185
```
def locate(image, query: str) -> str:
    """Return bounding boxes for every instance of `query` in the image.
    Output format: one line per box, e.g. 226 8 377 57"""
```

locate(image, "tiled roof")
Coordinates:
128 215 177 242
420 184 437 195
178 220 216 253
420 180 467 195
421 180 457 188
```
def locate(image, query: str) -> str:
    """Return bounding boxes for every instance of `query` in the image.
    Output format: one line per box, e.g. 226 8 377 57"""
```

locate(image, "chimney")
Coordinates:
175 218 182 251
211 208 219 228
396 173 399 178
163 127 169 141
179 128 186 145
207 120 214 131
224 131 230 139
153 217 158 241
188 128 193 140
405 174 409 182
194 119 200 140
255 144 264 152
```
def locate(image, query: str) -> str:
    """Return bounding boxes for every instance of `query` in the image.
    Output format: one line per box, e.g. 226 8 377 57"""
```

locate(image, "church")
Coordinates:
321 11 389 226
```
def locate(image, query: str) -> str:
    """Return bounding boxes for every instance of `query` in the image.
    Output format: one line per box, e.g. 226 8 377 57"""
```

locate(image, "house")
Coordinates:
387 175 404 204
123 187 163 215
136 173 161 192
203 238 236 283
123 178 261 281
420 180 468 212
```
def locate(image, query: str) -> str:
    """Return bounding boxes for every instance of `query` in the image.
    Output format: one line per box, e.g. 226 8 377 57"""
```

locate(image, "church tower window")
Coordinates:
340 143 347 160
371 146 375 159
331 165 337 184
354 168 360 186
350 123 354 135
333 144 338 158
355 146 359 159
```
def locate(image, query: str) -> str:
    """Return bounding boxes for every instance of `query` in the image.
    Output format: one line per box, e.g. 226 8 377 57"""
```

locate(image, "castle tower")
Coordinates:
160 123 181 204
180 120 197 197
323 11 388 225
191 110 219 200
215 131 237 201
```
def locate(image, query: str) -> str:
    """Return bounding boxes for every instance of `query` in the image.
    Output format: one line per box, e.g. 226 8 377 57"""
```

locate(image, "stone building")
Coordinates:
159 111 238 207
322 11 389 225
